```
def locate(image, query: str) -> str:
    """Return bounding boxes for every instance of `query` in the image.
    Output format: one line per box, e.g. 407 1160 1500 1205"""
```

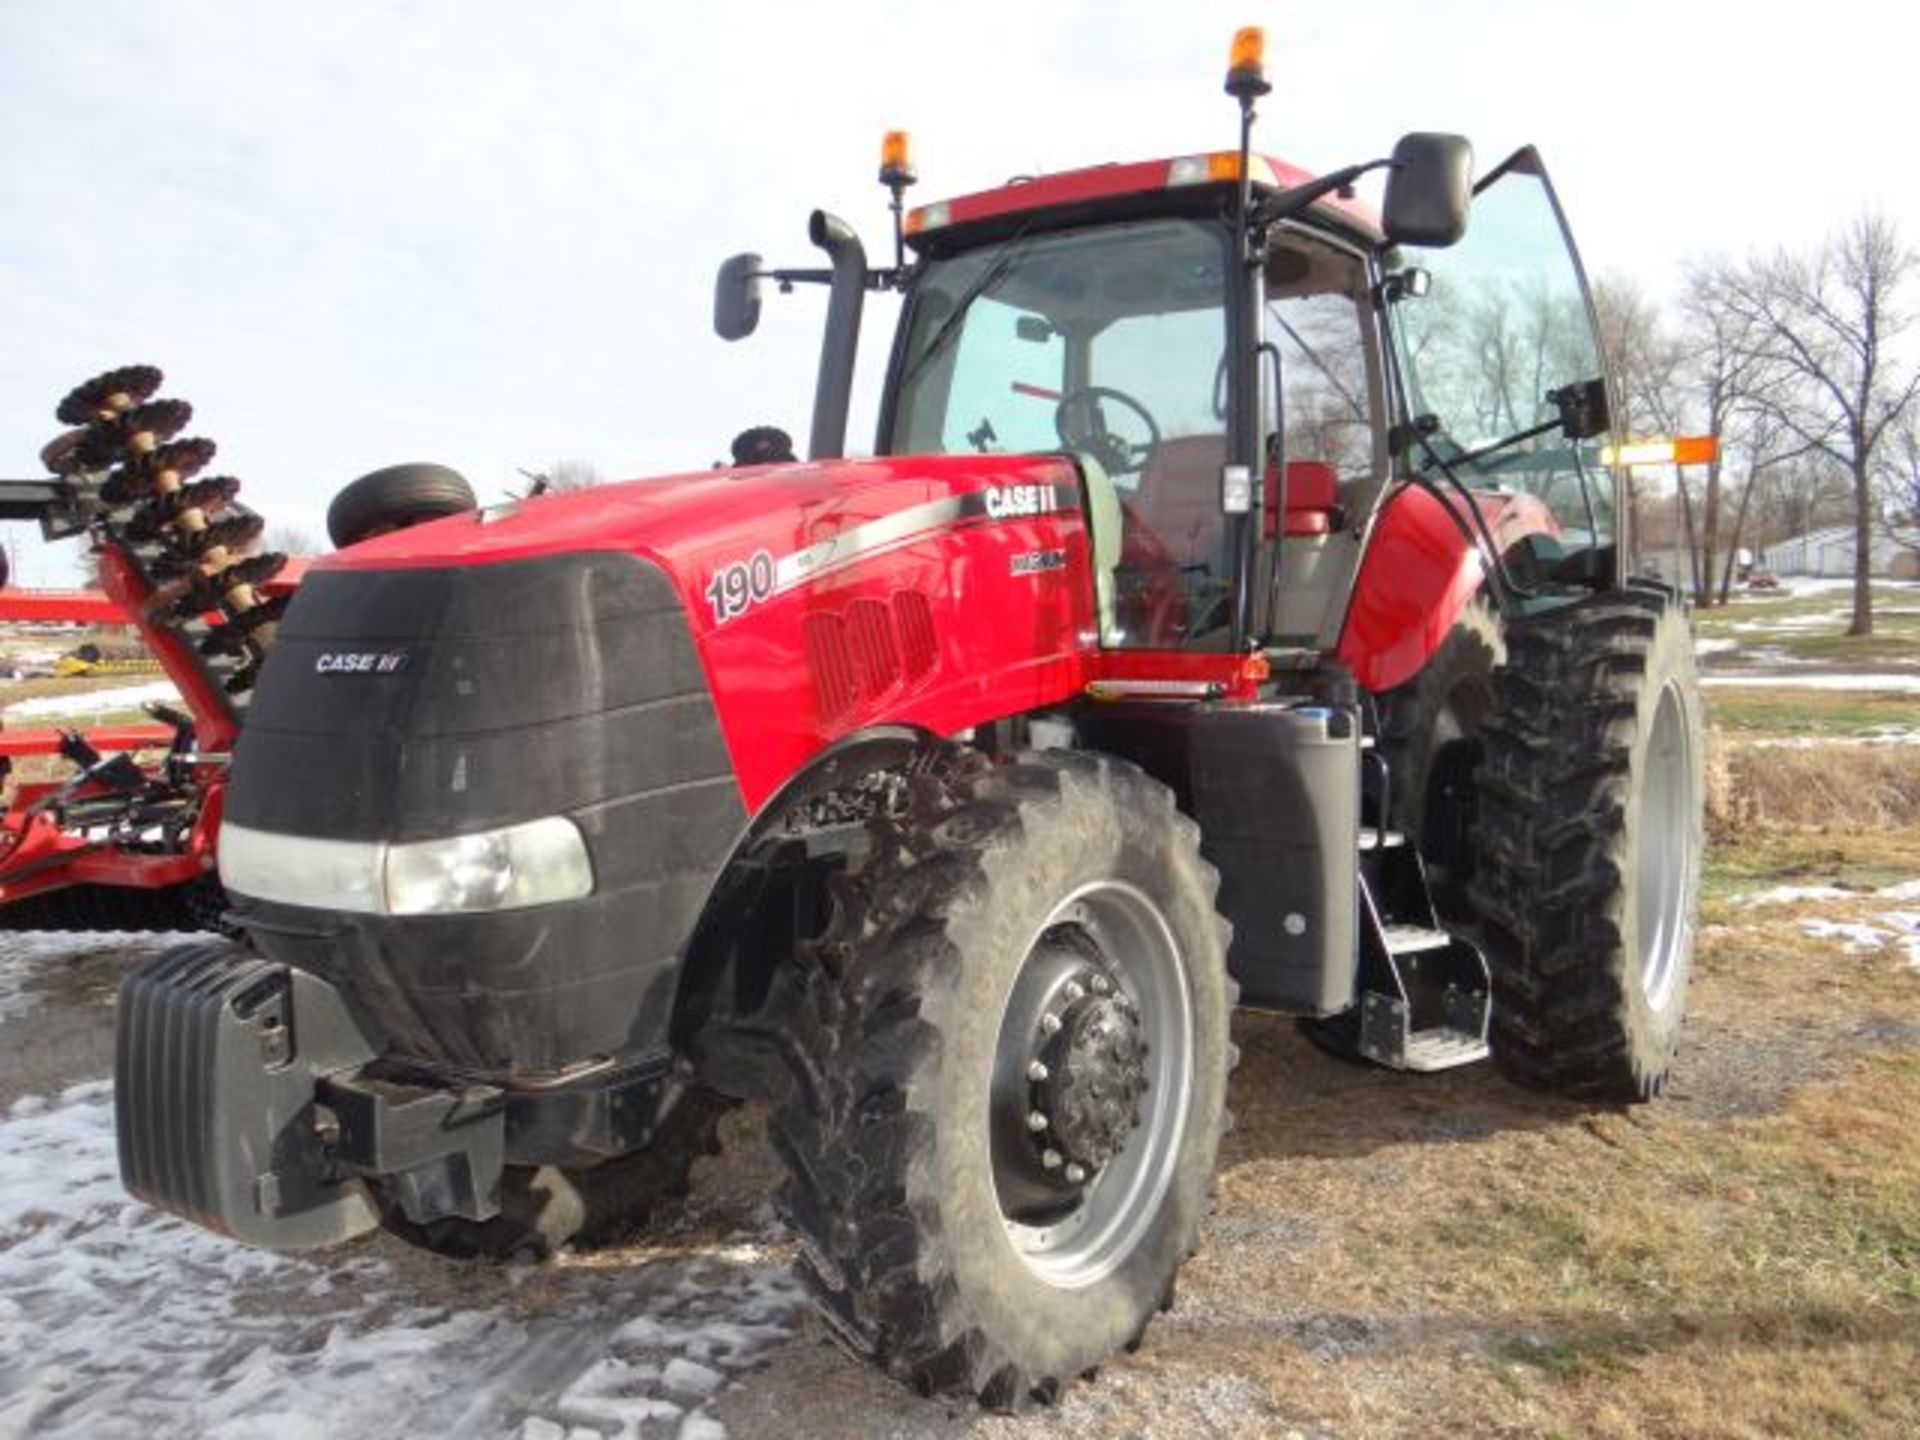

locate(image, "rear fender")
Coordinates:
1336 484 1558 693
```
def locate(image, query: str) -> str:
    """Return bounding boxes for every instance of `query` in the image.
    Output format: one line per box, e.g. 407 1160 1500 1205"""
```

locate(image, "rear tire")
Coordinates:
1468 587 1704 1101
326 462 475 549
772 749 1233 1410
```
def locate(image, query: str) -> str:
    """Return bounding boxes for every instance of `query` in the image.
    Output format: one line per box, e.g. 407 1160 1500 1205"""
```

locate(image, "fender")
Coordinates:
1336 482 1560 693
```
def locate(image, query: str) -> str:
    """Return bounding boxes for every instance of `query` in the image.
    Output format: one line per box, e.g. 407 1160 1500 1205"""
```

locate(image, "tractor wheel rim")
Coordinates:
1636 681 1694 1011
991 879 1193 1289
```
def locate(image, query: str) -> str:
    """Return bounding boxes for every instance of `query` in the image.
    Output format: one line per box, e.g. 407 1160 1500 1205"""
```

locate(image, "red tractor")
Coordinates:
92 29 1700 1410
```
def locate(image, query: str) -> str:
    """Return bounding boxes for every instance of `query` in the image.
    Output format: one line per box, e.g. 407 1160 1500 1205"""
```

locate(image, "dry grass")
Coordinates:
1709 736 1920 836
1191 849 1920 1440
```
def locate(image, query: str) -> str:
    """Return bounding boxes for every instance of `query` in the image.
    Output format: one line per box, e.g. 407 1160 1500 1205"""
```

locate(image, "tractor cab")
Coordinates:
721 71 1622 675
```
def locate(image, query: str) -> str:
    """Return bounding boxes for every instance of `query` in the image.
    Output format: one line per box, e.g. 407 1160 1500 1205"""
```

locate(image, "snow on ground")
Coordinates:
1739 884 1860 908
1702 672 1920 693
0 932 187 1024
0 1085 804 1440
1694 636 1741 657
1744 728 1920 749
1724 609 1854 634
1738 878 1920 972
3 679 179 721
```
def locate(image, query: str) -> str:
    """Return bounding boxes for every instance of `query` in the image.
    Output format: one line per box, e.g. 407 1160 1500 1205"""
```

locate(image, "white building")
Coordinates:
1760 525 1920 580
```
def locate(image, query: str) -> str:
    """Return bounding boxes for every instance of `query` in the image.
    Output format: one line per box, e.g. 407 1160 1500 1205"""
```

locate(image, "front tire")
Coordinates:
1469 587 1704 1101
772 750 1233 1410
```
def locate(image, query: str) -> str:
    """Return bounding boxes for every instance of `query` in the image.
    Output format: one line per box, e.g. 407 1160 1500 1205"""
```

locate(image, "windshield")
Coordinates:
887 218 1235 647
1385 152 1614 555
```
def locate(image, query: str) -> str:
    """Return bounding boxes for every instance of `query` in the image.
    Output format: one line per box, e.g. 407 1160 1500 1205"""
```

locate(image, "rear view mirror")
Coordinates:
1382 134 1474 248
714 253 764 341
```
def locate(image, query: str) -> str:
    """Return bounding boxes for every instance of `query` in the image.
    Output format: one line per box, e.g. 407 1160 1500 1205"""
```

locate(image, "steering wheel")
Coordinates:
1054 386 1161 477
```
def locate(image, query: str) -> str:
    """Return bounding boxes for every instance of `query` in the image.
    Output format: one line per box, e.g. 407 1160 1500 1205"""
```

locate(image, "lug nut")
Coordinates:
1027 1060 1050 1083
1089 973 1111 995
1063 981 1085 1004
1027 1111 1049 1132
1041 1013 1062 1035
1041 1149 1063 1170
1064 1163 1087 1184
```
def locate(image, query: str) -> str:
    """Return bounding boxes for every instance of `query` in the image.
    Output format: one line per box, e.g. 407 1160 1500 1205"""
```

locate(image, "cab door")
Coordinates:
1382 147 1622 584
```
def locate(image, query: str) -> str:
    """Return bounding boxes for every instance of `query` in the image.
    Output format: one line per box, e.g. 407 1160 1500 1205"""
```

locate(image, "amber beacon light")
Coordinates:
879 129 917 188
1225 25 1270 97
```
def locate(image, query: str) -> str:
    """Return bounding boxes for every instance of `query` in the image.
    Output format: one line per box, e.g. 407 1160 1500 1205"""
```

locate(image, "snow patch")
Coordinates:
3 679 179 721
1799 918 1889 953
0 1082 804 1439
1694 636 1741 656
1743 730 1920 749
0 931 189 1023
1738 884 1857 908
1703 672 1920 693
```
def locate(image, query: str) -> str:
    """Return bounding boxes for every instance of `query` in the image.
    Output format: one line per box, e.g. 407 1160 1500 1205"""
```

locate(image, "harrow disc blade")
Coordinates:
55 364 164 426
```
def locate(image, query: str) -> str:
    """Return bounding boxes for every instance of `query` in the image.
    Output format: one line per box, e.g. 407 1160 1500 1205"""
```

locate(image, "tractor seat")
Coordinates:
1125 439 1345 558
1266 459 1342 538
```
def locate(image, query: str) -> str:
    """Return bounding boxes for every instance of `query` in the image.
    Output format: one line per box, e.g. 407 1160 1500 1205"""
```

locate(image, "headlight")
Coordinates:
220 816 595 916
385 817 592 915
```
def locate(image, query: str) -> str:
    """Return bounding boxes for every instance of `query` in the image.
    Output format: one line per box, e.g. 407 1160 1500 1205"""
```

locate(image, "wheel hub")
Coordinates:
1036 976 1150 1177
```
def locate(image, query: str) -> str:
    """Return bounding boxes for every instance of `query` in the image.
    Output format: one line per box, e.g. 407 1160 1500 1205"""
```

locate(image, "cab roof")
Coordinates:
905 151 1384 255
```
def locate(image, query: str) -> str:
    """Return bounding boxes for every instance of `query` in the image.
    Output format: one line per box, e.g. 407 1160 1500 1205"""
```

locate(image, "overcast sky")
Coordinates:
2 0 1913 584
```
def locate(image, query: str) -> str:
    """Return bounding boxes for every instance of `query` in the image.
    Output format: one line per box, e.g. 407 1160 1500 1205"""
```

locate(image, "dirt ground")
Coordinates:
4 606 1918 1437
4 825 1918 1439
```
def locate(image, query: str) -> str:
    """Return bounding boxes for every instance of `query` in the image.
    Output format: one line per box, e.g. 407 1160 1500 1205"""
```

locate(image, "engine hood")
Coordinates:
318 452 1079 592
303 449 1097 815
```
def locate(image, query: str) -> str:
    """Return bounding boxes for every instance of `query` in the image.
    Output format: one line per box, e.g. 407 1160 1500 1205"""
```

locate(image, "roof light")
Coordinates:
879 129 917 188
1225 25 1270 98
1166 152 1277 188
905 201 949 235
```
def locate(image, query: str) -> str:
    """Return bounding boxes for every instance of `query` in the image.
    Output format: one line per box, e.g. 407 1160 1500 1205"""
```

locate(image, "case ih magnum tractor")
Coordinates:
88 30 1703 1410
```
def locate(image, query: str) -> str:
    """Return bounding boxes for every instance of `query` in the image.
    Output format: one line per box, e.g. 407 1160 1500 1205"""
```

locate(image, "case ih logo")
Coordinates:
314 650 409 675
983 484 1060 519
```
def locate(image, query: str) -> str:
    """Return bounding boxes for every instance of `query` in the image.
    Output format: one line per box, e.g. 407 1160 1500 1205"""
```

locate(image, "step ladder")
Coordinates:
1348 742 1490 1072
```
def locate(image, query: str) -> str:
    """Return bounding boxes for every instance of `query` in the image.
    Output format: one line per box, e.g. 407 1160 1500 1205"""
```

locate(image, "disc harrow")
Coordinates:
38 364 286 701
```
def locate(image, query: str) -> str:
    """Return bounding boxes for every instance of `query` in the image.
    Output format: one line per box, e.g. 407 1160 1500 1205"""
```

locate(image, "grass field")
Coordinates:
1693 580 1920 671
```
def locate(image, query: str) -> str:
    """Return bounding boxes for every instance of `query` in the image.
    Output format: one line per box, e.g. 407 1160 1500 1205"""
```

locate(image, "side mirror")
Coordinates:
1382 133 1474 248
714 253 764 341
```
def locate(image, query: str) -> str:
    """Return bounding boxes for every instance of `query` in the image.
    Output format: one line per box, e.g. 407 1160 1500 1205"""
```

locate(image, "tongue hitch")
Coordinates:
116 941 506 1250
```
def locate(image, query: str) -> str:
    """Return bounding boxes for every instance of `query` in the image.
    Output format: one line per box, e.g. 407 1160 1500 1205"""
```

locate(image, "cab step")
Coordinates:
1356 974 1491 1072
1381 923 1451 955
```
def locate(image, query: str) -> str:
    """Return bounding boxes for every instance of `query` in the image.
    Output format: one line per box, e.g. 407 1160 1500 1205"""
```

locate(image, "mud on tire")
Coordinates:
1468 586 1704 1101
771 749 1234 1410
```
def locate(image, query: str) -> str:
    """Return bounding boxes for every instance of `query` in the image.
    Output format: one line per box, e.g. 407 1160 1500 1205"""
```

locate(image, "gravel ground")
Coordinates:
2 886 1916 1438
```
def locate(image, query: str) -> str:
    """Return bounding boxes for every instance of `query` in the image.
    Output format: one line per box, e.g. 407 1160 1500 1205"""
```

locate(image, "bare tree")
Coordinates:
263 523 323 556
521 459 603 494
1673 263 1786 606
1593 274 1686 552
1710 215 1920 634
1875 416 1920 557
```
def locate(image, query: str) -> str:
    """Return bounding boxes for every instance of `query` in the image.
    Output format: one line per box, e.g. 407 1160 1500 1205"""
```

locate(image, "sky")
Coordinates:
2 0 1915 584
